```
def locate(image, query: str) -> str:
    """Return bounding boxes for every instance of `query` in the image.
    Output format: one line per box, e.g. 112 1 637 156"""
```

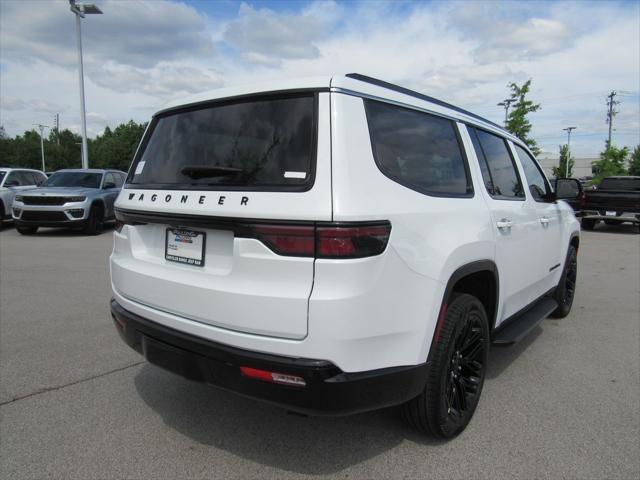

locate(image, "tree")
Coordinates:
89 120 147 171
0 121 146 172
552 144 575 178
505 79 541 156
591 142 629 183
628 145 640 176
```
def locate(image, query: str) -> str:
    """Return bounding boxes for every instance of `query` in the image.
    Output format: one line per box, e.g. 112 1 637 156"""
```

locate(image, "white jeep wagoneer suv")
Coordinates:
110 74 581 438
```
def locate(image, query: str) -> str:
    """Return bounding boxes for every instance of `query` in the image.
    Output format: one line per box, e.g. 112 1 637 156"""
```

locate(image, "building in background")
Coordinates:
538 154 598 179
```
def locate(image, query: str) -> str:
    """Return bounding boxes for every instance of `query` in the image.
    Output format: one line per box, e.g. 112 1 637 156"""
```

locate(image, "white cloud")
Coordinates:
0 0 213 69
87 61 224 99
1 97 68 114
446 2 574 64
0 0 638 157
223 2 335 64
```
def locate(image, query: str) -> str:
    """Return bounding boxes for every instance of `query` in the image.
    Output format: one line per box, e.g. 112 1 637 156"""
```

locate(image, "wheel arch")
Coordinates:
569 232 580 252
437 261 499 335
90 198 106 213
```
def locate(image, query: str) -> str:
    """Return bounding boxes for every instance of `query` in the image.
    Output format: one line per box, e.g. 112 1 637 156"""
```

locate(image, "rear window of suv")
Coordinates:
364 100 472 197
128 94 316 191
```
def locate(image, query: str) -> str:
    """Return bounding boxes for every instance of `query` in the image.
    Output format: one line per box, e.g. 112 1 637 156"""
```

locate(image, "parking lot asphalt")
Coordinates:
1 223 638 479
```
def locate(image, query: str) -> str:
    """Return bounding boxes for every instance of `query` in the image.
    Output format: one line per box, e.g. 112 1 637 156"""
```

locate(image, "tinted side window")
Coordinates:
365 100 472 196
514 144 549 202
469 129 495 194
7 171 35 186
32 172 47 185
4 171 21 186
17 172 31 185
471 128 524 199
104 173 116 187
114 173 124 188
23 171 38 185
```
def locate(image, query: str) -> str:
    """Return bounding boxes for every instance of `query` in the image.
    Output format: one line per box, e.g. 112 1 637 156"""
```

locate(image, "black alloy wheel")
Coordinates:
445 309 486 420
83 205 104 235
401 293 489 438
551 245 578 318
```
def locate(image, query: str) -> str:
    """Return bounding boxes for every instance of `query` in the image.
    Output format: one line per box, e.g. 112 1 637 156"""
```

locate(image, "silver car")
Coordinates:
12 169 126 235
0 168 48 227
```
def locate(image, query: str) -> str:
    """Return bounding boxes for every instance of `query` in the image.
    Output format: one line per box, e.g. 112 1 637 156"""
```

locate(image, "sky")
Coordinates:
0 0 638 158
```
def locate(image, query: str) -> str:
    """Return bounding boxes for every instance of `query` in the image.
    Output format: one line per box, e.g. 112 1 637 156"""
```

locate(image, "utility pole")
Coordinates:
562 126 576 178
33 124 49 173
497 98 515 126
53 113 60 145
606 91 619 147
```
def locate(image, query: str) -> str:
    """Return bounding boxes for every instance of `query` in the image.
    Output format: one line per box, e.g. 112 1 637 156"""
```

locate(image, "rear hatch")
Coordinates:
112 92 332 339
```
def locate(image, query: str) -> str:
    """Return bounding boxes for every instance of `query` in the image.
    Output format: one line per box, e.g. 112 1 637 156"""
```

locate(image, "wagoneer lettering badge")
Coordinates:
127 192 249 206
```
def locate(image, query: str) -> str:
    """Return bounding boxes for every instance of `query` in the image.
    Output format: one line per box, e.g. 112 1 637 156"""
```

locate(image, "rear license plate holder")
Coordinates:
165 228 206 267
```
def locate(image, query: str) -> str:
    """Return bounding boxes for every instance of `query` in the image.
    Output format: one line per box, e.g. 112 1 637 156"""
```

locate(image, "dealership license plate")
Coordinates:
605 211 616 216
165 228 205 267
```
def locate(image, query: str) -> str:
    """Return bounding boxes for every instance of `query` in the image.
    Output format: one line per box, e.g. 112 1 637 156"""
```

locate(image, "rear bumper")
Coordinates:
580 211 640 223
110 299 428 416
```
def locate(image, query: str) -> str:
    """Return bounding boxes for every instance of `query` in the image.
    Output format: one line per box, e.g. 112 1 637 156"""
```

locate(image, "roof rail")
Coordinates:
345 73 507 133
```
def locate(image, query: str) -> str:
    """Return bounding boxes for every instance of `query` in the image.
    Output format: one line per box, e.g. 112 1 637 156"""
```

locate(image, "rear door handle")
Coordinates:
540 216 550 225
496 219 513 229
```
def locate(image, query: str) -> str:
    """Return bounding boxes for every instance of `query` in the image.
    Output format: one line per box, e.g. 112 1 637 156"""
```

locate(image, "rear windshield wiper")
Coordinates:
181 165 245 180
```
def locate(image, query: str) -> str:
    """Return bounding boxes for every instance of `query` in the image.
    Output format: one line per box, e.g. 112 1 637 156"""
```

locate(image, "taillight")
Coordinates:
316 224 391 258
579 191 587 209
250 222 391 258
252 225 315 256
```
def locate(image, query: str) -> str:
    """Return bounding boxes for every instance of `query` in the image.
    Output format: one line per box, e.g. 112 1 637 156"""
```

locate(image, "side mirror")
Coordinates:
554 178 582 200
103 182 116 189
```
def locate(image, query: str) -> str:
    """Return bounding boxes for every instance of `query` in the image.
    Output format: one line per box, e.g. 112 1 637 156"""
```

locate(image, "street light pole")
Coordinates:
74 12 88 169
563 126 576 178
69 1 102 170
33 124 49 172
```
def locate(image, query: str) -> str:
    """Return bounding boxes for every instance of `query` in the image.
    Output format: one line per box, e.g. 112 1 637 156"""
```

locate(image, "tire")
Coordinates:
401 293 489 438
581 218 596 230
83 204 104 235
551 245 578 318
16 225 38 235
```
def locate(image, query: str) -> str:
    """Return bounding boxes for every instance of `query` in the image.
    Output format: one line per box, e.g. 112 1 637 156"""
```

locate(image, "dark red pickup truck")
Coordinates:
580 176 640 232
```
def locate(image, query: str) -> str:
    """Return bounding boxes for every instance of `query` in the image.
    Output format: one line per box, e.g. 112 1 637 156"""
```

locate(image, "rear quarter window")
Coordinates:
364 100 472 197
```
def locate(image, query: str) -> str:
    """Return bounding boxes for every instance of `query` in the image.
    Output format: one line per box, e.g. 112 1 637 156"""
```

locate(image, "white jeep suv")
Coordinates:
110 74 580 438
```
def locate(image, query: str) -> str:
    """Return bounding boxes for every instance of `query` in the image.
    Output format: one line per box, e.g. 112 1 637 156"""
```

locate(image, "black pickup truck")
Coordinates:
580 176 640 232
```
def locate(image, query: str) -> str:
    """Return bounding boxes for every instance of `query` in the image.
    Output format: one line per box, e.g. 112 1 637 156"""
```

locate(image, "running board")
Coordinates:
492 297 558 346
